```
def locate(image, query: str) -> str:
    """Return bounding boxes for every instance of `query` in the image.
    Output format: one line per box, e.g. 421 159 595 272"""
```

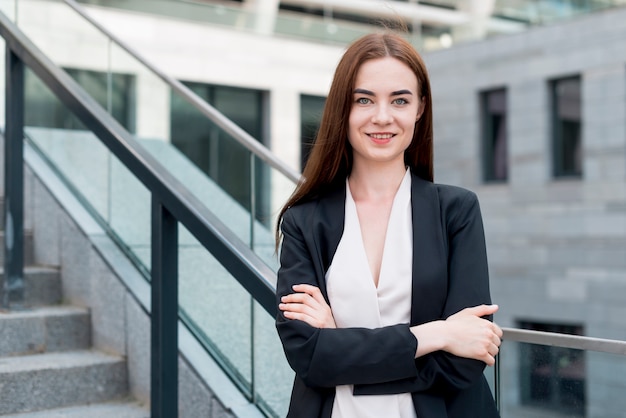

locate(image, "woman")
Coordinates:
275 32 502 418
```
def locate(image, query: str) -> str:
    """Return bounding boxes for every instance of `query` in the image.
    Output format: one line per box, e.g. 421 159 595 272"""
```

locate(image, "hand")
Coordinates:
443 304 503 366
279 284 337 329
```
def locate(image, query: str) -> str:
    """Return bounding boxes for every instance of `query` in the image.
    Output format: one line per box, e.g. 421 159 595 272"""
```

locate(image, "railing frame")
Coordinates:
494 327 626 411
0 9 276 418
1 47 24 309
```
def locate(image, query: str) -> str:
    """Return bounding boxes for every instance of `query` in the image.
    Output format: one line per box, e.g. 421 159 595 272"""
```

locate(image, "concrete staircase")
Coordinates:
0 225 148 416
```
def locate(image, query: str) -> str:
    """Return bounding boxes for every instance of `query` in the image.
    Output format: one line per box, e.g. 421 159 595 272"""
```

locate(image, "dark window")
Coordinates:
170 83 269 225
551 76 582 178
518 320 585 416
24 67 136 132
480 88 508 182
300 94 326 170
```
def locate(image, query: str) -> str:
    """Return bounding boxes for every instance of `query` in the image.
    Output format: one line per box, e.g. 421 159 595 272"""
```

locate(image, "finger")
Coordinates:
289 285 327 306
306 286 328 306
464 304 499 317
280 303 324 325
281 292 318 307
282 310 319 326
493 323 503 338
291 284 319 295
279 302 318 317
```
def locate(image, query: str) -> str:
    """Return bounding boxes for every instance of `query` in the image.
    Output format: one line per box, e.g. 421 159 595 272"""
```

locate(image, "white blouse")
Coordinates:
325 169 417 418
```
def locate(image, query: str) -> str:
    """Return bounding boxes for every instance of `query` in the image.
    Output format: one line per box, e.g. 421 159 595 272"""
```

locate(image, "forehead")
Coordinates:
354 57 418 92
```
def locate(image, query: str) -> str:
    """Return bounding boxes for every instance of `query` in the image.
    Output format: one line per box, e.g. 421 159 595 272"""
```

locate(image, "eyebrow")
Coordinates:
353 88 413 96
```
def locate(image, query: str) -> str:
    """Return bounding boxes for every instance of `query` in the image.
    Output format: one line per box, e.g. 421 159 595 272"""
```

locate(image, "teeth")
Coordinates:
370 133 393 139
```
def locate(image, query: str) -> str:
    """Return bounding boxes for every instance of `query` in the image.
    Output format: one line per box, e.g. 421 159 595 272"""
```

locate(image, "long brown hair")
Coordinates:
275 32 434 245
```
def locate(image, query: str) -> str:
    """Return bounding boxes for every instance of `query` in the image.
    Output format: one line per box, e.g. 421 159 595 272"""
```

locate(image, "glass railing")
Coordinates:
0 0 295 416
495 328 626 417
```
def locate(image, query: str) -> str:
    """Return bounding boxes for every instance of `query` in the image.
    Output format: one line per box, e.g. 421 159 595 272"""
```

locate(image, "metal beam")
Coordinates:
2 46 24 309
151 197 179 418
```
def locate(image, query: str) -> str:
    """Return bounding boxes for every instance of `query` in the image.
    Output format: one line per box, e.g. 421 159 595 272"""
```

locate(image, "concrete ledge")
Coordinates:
0 266 62 307
1 401 148 418
0 230 35 266
0 350 128 415
0 306 90 356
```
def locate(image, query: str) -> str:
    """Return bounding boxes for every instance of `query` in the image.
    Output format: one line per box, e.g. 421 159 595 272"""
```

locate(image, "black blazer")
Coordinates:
276 172 499 418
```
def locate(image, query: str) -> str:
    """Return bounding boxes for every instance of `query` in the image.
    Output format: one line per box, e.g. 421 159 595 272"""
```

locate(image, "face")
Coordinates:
348 57 424 169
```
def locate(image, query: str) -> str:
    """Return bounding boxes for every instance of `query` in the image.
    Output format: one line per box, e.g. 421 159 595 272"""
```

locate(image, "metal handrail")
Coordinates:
63 0 301 184
502 327 626 355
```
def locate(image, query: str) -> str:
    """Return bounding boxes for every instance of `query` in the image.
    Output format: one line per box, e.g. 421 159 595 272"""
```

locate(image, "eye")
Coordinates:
356 97 372 105
392 98 409 105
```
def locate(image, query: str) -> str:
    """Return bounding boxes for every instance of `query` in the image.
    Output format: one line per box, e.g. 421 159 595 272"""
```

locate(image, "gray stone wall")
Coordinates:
424 7 626 418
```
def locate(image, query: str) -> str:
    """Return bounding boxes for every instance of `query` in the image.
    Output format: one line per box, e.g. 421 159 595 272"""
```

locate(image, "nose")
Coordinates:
372 104 393 125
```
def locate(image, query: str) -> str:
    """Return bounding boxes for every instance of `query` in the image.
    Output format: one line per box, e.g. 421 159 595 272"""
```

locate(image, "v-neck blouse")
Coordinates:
325 169 416 418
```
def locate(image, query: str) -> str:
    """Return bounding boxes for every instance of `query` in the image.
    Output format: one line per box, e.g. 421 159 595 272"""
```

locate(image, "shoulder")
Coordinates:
432 183 482 232
410 173 481 228
410 172 478 210
433 183 479 210
282 183 346 230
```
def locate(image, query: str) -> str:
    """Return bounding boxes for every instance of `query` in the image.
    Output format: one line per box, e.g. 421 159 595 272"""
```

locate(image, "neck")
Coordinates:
349 160 407 202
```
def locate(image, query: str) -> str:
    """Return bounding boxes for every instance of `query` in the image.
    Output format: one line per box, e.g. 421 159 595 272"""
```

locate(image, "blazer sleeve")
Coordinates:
276 207 419 389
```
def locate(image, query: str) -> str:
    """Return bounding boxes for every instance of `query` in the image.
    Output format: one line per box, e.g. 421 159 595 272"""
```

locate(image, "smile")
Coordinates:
368 133 395 139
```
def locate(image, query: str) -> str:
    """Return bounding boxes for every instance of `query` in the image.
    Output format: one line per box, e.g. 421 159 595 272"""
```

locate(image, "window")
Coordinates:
170 82 269 224
24 67 136 132
300 94 326 170
480 88 508 182
518 320 585 416
551 76 582 178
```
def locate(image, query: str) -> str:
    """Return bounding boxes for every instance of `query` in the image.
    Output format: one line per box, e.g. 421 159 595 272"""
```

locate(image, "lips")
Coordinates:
367 133 395 144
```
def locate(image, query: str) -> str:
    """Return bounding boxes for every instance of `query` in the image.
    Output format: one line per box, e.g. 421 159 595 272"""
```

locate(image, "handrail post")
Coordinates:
494 350 501 413
2 45 24 309
151 197 178 418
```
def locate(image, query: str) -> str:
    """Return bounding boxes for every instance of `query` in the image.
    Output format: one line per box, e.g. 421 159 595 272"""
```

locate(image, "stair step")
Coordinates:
1 401 149 417
0 230 35 266
0 350 128 415
0 265 61 307
0 306 90 356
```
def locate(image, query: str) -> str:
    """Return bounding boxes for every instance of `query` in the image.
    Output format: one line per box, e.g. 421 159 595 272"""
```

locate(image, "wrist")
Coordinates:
410 320 447 358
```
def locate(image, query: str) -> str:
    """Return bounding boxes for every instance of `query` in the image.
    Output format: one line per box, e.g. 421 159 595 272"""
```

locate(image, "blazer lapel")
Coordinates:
311 183 346 298
410 174 449 325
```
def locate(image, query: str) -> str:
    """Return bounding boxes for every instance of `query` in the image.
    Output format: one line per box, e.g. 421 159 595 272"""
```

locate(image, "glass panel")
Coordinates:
15 0 110 78
495 339 626 417
170 81 268 225
253 300 293 418
179 224 252 393
12 2 298 415
24 69 112 222
0 0 16 21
